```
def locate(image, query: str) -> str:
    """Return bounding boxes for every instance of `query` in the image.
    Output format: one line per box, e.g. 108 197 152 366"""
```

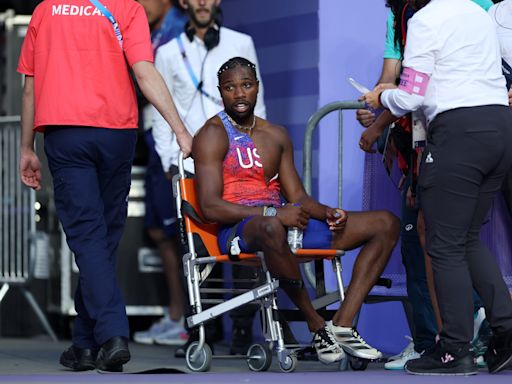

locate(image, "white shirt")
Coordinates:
489 0 512 67
380 0 508 125
152 27 266 173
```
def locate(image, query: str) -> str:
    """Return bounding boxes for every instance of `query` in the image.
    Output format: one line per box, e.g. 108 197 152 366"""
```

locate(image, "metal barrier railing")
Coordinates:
303 100 365 206
302 101 365 291
0 115 31 283
0 116 57 341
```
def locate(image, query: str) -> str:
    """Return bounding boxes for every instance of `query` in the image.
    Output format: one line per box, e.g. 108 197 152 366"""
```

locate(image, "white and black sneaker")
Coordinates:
328 321 382 360
312 325 345 364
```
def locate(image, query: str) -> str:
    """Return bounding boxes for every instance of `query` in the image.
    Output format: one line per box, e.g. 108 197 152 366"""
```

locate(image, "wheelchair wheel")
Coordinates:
247 343 272 372
349 355 368 371
279 353 298 373
185 341 212 372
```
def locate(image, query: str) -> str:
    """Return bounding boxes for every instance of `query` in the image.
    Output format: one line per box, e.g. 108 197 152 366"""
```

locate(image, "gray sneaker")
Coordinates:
388 336 414 361
385 347 421 370
312 325 345 364
154 323 188 346
133 316 187 345
328 321 382 360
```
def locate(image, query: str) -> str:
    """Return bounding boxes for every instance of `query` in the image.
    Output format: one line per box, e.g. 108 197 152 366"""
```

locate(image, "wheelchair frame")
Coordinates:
175 153 348 372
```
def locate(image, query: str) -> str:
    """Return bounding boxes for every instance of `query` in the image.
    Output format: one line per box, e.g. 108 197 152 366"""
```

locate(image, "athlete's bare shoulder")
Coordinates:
196 115 224 135
256 116 292 146
193 115 229 159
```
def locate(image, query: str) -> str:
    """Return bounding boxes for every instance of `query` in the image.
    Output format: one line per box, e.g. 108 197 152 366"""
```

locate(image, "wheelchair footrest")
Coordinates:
187 280 279 328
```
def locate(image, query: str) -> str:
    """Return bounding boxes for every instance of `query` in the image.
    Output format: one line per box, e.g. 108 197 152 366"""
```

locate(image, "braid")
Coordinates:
217 57 257 82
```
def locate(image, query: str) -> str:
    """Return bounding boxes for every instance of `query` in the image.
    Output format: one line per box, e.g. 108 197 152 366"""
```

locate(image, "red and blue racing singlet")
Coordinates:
219 111 281 208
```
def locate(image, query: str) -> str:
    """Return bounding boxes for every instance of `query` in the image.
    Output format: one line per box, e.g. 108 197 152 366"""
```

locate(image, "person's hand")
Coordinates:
19 148 41 191
356 108 376 128
363 83 397 110
326 208 347 232
363 89 382 110
508 88 512 107
176 130 193 158
358 123 382 153
276 204 309 230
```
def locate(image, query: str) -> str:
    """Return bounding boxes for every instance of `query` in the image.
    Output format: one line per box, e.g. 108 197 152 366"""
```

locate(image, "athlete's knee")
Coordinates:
257 217 287 248
379 211 400 240
260 217 286 238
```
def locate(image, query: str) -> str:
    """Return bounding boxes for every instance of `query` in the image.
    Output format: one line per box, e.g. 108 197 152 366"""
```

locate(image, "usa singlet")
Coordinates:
219 111 281 207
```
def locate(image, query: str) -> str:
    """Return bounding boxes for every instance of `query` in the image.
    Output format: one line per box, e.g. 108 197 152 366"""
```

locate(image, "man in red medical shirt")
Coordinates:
17 0 191 372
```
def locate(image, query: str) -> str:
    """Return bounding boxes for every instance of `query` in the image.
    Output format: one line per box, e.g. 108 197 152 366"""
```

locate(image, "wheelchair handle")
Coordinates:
178 151 186 178
376 278 392 289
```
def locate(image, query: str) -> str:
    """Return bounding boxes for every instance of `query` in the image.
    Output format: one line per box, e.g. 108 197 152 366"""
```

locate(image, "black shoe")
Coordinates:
96 336 130 372
230 326 252 355
405 342 477 376
60 345 97 371
485 328 512 374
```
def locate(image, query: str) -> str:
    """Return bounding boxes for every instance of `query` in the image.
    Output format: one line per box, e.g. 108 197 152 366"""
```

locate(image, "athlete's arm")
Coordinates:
277 126 337 223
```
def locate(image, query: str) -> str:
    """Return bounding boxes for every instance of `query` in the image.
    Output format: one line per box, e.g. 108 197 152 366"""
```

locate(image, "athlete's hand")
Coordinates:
277 204 309 230
326 208 347 232
508 88 512 107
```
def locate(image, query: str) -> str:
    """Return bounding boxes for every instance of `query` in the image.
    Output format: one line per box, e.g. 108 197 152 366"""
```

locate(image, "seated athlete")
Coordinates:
192 57 400 364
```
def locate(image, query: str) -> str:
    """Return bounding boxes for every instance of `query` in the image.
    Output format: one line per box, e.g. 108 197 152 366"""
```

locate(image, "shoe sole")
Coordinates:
488 352 512 374
340 346 382 361
97 365 123 373
96 350 131 372
405 367 478 376
154 340 188 346
60 359 96 371
317 353 346 365
384 365 405 370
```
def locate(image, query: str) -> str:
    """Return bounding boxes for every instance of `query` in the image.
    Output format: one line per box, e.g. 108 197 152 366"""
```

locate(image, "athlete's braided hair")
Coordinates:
217 57 257 82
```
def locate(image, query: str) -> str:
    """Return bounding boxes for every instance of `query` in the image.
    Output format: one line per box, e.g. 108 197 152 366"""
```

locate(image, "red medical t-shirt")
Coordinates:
17 0 153 131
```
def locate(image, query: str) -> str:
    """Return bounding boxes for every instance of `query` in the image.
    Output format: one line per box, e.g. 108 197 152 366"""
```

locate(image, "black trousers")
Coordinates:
501 166 512 217
419 105 512 347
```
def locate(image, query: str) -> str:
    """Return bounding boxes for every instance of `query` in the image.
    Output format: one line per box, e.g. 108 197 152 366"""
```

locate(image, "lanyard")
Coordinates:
176 35 223 106
88 0 123 48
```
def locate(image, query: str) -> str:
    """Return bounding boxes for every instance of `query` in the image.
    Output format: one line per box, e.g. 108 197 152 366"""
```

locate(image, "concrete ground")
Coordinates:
0 336 511 384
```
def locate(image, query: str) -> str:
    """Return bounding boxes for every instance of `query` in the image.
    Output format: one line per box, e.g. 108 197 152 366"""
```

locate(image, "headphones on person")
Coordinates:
185 22 219 51
184 8 223 51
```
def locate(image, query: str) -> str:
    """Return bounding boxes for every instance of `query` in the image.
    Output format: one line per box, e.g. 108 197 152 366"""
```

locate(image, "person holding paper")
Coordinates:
364 0 512 376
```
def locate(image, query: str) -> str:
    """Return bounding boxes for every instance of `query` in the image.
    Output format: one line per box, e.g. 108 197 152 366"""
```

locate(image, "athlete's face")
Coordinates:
180 0 220 29
218 66 259 123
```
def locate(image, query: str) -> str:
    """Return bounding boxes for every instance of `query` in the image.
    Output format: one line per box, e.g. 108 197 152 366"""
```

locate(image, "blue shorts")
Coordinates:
144 130 177 237
218 217 333 254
